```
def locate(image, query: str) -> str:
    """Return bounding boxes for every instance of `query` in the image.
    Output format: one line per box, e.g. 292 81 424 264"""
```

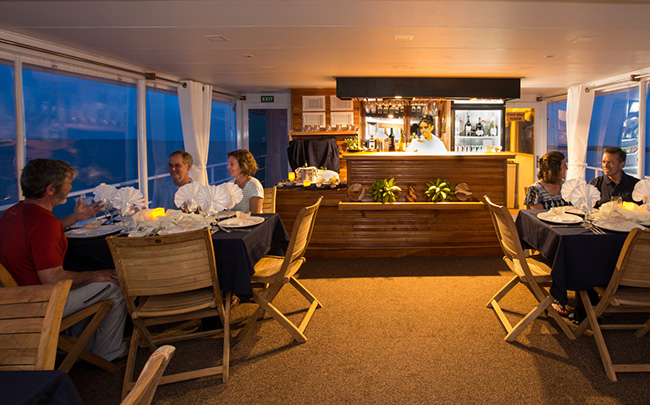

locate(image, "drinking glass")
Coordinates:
611 196 622 207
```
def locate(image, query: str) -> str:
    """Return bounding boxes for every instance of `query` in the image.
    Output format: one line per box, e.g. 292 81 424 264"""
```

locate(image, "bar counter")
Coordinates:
276 151 515 258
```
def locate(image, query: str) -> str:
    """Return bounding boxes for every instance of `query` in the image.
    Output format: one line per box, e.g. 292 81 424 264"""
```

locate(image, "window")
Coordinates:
207 99 237 184
0 61 16 209
547 100 567 154
586 87 639 180
21 66 137 217
146 87 183 199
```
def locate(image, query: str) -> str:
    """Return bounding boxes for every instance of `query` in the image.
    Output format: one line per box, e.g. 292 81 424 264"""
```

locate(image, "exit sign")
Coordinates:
261 95 274 103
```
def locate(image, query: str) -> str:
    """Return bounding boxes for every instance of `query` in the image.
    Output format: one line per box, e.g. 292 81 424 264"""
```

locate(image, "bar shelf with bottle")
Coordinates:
451 100 505 153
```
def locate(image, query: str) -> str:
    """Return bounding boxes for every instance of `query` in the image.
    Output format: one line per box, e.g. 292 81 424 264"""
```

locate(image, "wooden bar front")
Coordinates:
276 152 514 258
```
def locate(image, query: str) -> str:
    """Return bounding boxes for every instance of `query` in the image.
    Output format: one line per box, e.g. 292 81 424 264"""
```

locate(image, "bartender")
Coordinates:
406 115 447 153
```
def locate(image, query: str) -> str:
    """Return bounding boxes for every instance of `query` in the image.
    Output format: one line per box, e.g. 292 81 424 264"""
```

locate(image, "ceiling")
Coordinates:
1 0 650 98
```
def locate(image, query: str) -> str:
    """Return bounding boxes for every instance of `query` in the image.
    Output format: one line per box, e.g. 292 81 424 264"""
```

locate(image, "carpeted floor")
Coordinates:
68 256 650 404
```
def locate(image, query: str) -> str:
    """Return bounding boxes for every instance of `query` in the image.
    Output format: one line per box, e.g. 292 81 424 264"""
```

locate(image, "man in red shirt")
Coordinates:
0 159 127 361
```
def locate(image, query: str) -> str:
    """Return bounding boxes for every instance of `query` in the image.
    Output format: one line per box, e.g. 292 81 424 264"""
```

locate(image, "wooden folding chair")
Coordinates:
482 195 575 342
263 186 277 214
0 263 118 373
108 228 230 400
0 280 71 370
121 345 175 405
236 196 323 343
574 227 650 382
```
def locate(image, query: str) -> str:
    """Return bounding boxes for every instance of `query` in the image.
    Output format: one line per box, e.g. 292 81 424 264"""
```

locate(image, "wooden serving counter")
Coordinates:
275 152 515 259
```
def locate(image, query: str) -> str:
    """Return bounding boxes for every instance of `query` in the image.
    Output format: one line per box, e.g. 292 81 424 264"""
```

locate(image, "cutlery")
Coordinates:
588 223 605 234
217 223 232 233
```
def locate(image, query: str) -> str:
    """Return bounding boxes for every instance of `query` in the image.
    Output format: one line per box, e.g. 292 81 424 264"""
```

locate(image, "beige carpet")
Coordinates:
69 256 650 404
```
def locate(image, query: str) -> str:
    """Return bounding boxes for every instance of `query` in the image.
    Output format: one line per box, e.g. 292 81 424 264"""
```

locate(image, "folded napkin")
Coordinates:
594 201 636 223
112 187 145 216
562 179 600 211
93 183 118 204
174 183 205 209
632 179 650 206
219 183 244 210
196 185 230 214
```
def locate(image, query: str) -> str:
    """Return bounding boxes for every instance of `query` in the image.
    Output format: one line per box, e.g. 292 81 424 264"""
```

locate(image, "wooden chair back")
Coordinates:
610 227 650 289
263 187 277 213
121 345 175 405
279 196 322 279
0 263 18 287
0 280 71 370
482 195 531 277
108 228 220 300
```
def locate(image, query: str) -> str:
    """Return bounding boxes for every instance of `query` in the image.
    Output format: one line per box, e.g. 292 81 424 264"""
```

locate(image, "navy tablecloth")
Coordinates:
0 370 83 405
515 209 628 306
64 213 289 299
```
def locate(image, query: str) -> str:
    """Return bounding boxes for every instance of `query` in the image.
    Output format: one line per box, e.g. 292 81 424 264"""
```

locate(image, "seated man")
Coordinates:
150 150 194 210
0 159 128 361
589 146 639 208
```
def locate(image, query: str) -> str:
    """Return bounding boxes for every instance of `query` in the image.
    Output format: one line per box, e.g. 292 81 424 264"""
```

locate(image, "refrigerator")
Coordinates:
451 101 505 152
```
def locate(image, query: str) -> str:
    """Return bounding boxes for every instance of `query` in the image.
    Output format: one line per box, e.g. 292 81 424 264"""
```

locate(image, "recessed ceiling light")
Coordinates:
202 35 229 42
544 54 554 59
394 34 414 41
260 66 276 70
394 65 409 69
573 36 598 43
242 54 254 58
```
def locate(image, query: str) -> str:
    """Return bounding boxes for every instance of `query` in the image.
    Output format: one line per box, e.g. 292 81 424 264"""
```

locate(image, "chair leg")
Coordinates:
289 277 322 333
486 276 519 308
505 295 554 342
635 318 650 338
58 302 114 373
222 291 230 383
580 290 617 382
122 327 141 400
236 282 283 342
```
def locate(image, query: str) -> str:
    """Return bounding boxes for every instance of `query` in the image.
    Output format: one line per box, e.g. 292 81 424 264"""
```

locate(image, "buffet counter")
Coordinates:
276 152 515 258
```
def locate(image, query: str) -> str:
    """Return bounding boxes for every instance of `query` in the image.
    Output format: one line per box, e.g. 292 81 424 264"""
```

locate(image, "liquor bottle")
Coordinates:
476 118 484 136
388 128 396 151
464 114 472 136
489 120 497 136
368 134 376 150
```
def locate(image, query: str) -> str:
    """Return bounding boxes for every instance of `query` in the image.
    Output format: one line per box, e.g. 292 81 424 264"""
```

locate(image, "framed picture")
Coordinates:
303 112 326 127
330 96 353 111
302 96 325 111
330 112 354 126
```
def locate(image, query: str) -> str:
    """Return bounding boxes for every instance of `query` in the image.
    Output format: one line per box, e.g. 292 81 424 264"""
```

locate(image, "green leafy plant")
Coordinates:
425 178 454 202
370 178 401 203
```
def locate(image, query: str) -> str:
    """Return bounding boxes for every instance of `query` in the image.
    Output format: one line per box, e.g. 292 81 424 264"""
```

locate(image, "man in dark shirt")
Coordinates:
589 146 639 208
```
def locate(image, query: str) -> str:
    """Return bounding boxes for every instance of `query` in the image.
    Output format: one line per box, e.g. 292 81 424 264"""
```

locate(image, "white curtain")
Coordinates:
179 80 212 185
566 84 595 180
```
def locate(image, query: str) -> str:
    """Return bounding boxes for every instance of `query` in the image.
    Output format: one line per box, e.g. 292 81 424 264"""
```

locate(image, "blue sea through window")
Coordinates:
0 60 17 208
586 87 639 180
21 66 138 217
207 99 237 185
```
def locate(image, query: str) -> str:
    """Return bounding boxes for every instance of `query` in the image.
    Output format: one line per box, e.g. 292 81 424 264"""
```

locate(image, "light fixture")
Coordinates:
260 66 276 70
242 54 254 58
202 35 229 42
394 34 414 41
573 36 598 43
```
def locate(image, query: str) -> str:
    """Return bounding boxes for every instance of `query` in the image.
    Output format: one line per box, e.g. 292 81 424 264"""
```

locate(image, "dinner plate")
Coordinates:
592 220 644 233
217 210 235 220
219 216 265 228
537 211 582 224
65 224 122 238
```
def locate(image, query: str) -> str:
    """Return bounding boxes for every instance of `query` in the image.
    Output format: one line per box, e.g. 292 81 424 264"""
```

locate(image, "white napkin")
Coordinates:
174 183 205 209
112 187 145 215
93 183 117 204
220 183 244 210
563 181 600 211
196 185 230 214
561 178 586 202
632 179 650 206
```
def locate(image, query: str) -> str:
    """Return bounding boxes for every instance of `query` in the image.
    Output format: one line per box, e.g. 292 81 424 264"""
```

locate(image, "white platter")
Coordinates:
217 210 235 219
537 211 583 224
66 224 122 238
157 224 208 235
219 216 265 228
592 220 644 233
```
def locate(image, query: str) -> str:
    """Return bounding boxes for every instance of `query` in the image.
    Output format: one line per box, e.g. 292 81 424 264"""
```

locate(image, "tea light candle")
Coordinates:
303 180 311 187
151 207 166 219
288 172 296 181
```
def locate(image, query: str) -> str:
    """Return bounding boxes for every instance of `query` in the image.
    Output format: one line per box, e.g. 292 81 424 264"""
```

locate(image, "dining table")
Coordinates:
63 213 290 300
0 370 84 405
515 209 630 307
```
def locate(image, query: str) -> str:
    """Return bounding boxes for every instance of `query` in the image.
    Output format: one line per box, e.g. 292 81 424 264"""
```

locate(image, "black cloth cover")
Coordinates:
288 137 340 172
